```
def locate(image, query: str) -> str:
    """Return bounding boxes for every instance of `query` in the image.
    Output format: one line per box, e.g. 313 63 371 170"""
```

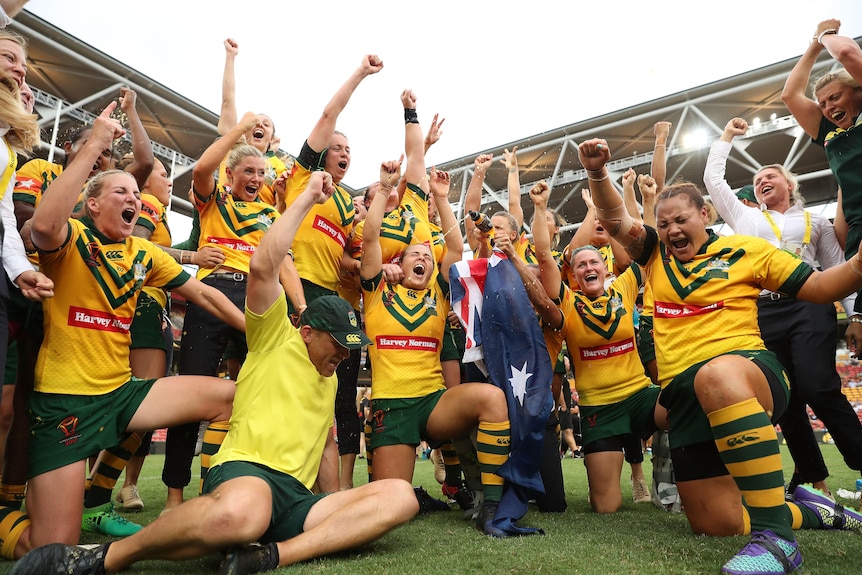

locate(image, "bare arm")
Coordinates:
567 189 597 251
464 154 493 252
118 88 154 189
528 180 563 302
621 168 639 220
247 171 333 315
637 174 658 228
31 103 125 252
577 140 648 261
835 187 847 250
217 39 239 136
818 20 862 91
652 121 671 193
173 277 246 332
0 0 28 17
402 89 427 197
360 160 401 282
424 113 444 154
502 147 524 229
193 111 258 203
307 55 383 152
429 167 461 282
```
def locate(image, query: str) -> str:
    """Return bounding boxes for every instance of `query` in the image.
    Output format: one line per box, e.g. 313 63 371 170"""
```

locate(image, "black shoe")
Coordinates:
785 473 802 502
474 502 509 537
10 543 109 575
442 481 475 512
219 542 279 575
414 486 450 514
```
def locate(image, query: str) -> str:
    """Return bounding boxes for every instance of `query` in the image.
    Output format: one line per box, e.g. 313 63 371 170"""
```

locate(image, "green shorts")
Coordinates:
579 385 660 447
440 322 465 362
130 292 168 351
659 349 789 450
288 280 337 317
203 460 328 543
27 377 158 478
369 389 445 449
636 315 656 364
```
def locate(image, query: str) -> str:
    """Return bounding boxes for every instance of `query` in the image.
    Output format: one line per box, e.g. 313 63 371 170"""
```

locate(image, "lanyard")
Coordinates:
762 209 811 248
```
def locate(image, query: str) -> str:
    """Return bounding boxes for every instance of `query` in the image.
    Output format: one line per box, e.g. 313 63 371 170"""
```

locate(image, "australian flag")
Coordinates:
450 252 554 535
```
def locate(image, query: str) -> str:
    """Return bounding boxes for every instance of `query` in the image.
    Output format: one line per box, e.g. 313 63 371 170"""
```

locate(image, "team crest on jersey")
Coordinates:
257 213 273 228
424 295 436 311
85 242 101 267
382 288 395 306
133 262 147 290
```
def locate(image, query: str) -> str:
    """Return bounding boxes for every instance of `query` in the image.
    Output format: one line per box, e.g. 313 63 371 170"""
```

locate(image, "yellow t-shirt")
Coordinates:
644 229 812 388
194 184 279 279
362 271 449 399
137 192 173 308
285 161 355 292
560 265 650 406
211 295 336 489
36 217 190 395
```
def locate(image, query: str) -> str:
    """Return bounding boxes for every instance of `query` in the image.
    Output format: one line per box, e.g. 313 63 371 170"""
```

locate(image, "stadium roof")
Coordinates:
11 10 859 243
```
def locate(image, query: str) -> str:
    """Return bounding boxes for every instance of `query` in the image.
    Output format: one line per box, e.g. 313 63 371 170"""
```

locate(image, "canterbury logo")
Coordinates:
726 433 759 447
105 250 124 260
496 438 510 446
345 334 362 344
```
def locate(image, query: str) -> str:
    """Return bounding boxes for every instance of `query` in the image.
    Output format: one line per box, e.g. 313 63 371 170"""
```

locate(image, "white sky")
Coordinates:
22 1 862 241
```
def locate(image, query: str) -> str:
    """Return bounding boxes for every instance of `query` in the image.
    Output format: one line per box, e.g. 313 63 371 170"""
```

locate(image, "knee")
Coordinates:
479 385 507 420
205 494 269 543
589 494 622 514
375 479 419 523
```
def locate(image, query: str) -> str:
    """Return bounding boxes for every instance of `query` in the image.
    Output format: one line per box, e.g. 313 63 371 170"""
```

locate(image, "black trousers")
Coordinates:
759 297 862 481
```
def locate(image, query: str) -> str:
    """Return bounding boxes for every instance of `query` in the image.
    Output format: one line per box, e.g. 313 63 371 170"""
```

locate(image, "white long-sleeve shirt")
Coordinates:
0 129 36 287
704 139 855 314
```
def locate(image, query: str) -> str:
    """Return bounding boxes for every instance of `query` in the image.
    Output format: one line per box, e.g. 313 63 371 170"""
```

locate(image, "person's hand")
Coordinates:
654 121 672 142
578 139 610 172
238 111 259 133
401 89 416 109
815 19 841 39
273 172 287 206
224 38 239 56
622 167 636 190
425 113 445 149
474 153 493 174
381 263 404 284
429 167 450 199
192 246 226 269
90 102 126 150
502 147 518 172
447 310 463 329
529 180 550 208
637 174 657 202
723 117 748 140
581 189 596 211
494 229 516 257
361 55 384 76
118 87 137 114
847 315 862 358
16 270 54 301
304 171 335 205
379 156 403 190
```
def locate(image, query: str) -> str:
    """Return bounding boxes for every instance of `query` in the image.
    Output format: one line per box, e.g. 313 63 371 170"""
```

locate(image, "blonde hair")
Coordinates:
84 169 135 202
813 68 861 96
0 70 37 155
226 144 263 170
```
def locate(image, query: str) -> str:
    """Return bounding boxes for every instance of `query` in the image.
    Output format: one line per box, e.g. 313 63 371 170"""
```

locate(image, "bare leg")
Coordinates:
27 461 87 546
585 451 625 513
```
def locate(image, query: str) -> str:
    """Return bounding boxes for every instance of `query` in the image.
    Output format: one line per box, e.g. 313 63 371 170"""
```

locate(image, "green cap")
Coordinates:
301 296 371 349
735 185 757 203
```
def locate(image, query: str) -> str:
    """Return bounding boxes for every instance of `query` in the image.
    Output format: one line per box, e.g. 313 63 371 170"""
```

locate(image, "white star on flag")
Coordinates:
509 361 533 407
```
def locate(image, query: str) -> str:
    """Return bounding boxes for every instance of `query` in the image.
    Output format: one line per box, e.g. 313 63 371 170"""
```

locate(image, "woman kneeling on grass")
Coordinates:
579 137 862 575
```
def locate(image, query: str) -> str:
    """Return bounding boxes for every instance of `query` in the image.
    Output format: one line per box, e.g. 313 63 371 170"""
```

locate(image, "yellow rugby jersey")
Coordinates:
352 184 436 265
285 161 354 292
36 217 191 395
560 265 650 406
137 193 173 309
362 272 449 399
217 152 286 208
194 184 278 279
13 158 63 207
642 229 812 388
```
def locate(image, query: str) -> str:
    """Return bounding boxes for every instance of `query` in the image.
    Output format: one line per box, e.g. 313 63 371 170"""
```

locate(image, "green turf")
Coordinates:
3 444 862 574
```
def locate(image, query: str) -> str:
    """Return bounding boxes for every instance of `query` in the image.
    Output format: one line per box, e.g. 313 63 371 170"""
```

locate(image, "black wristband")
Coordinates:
404 108 419 124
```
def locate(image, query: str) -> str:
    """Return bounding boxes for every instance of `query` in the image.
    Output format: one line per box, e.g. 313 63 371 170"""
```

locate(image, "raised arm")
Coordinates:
652 121 671 193
637 174 658 228
31 103 125 251
818 19 862 87
361 160 401 282
567 189 597 251
307 55 383 152
703 117 751 230
424 113 444 154
429 167 461 282
217 38 239 136
529 180 562 301
118 88 154 189
402 89 427 196
578 140 648 260
192 111 258 202
464 153 493 252
502 147 524 229
246 171 333 315
781 19 845 138
621 168 640 220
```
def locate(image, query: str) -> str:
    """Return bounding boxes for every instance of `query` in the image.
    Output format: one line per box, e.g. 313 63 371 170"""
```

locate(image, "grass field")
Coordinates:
4 444 862 574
